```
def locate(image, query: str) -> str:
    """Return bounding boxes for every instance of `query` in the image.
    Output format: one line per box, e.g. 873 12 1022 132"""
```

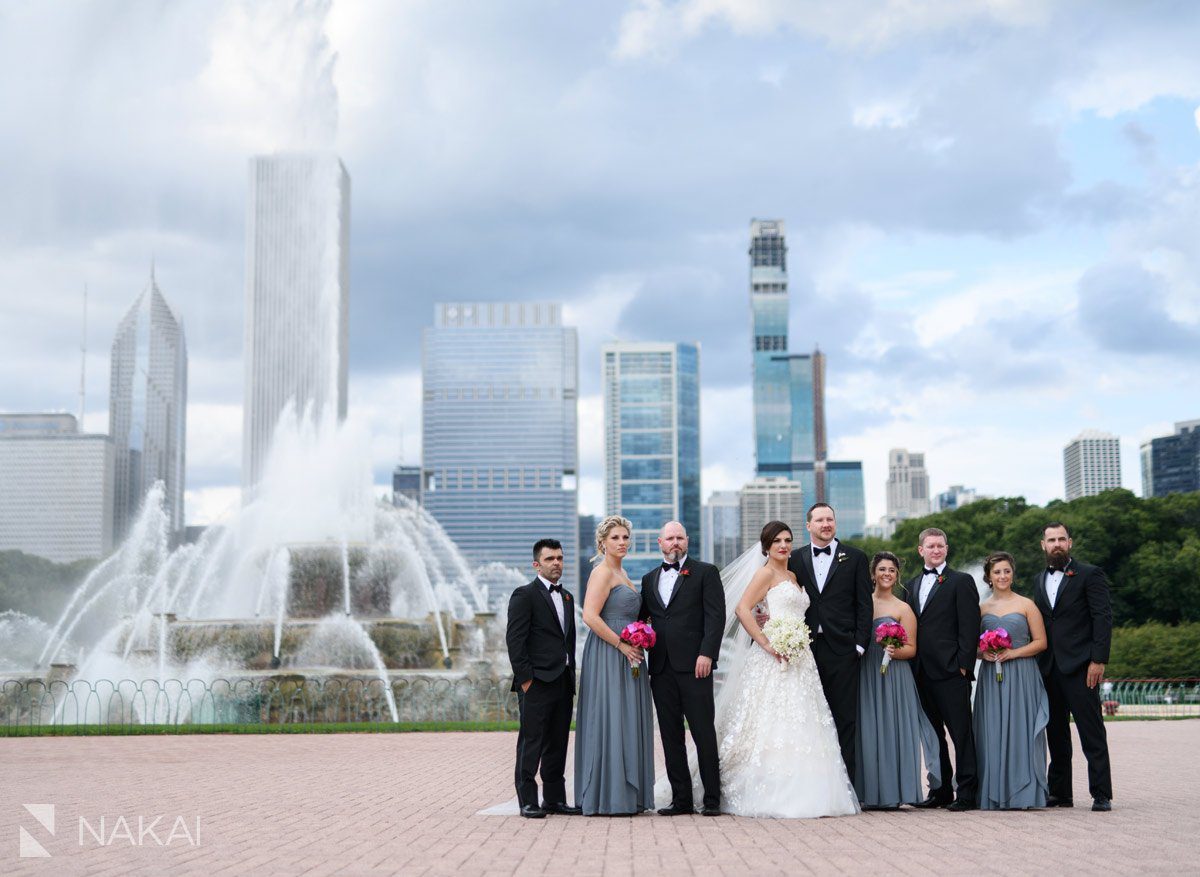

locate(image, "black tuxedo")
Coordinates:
640 556 725 810
1033 558 1113 801
906 565 980 803
507 578 576 808
789 541 871 783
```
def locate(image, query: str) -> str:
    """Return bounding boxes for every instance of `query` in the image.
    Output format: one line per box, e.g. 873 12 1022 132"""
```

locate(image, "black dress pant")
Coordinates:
914 667 977 802
812 636 860 785
1045 665 1113 801
514 673 574 808
651 669 719 810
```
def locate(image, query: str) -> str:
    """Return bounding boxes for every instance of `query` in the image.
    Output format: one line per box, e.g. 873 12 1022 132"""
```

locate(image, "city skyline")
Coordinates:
1 3 1198 534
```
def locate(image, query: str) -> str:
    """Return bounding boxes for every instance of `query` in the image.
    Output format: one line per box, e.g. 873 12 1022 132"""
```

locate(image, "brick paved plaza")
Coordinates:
3 720 1197 876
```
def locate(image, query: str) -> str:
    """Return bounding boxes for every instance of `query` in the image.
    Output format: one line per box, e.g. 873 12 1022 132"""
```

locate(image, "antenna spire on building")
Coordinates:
78 284 88 426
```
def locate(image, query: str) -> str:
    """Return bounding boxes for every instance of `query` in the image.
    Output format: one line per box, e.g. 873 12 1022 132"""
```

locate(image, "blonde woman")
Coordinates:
573 515 655 815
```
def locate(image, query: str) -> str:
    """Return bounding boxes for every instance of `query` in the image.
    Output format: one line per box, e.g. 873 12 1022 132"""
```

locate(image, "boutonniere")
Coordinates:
563 592 572 600
937 575 945 584
1066 570 1076 578
837 552 847 562
680 568 691 577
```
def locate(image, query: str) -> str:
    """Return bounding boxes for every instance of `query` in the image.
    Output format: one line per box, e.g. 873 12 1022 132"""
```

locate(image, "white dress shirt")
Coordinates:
658 555 686 606
538 575 566 631
1046 566 1067 609
812 539 838 592
918 562 945 612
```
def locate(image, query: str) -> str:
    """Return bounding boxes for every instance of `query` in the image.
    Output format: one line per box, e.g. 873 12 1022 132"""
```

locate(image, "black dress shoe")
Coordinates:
912 795 952 809
542 803 582 815
1091 798 1112 812
947 799 978 812
700 806 721 816
520 804 547 819
656 805 695 816
1046 796 1074 808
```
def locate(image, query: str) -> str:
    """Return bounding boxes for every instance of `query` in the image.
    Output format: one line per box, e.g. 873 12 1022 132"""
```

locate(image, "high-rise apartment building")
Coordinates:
886 448 931 521
1063 430 1121 500
602 341 701 579
422 302 579 595
749 219 865 525
1141 420 1200 497
702 490 742 568
242 154 350 495
739 477 806 553
109 270 187 542
0 414 114 562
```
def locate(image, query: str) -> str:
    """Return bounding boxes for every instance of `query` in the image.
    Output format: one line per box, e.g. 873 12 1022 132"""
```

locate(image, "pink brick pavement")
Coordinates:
2 720 1197 876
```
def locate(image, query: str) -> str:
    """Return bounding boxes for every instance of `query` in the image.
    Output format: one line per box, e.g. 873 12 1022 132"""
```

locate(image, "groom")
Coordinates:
506 538 580 818
641 521 726 816
788 502 872 784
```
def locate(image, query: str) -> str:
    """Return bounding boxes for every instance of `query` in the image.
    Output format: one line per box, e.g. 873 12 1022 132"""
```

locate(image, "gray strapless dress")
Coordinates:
855 616 942 807
573 585 655 815
973 612 1049 810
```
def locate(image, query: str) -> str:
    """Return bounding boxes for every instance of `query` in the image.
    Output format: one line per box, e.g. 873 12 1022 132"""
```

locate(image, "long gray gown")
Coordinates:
855 616 941 807
974 612 1049 810
573 584 655 815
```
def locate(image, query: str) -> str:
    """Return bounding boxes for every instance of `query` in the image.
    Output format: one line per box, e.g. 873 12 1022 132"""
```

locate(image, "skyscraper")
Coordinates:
748 219 865 524
1063 430 1122 500
602 341 701 578
0 414 114 562
422 302 579 594
702 490 742 569
886 448 931 521
242 154 350 494
1140 420 1200 497
739 477 805 553
826 461 866 539
392 464 421 506
109 270 187 542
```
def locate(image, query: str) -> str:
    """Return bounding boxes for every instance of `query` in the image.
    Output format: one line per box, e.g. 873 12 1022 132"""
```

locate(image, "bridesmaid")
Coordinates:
573 515 655 815
974 551 1050 810
856 551 941 809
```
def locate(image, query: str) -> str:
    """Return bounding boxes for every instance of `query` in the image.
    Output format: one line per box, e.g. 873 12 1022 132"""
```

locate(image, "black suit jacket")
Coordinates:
640 557 725 675
1033 558 1112 676
905 566 980 681
789 541 872 656
506 579 576 692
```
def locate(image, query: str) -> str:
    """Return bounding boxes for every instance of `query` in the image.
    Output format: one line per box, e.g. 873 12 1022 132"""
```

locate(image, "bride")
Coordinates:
666 520 859 818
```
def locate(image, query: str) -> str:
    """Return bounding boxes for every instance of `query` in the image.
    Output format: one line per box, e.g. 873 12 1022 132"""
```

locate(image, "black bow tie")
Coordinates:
661 562 680 572
923 568 939 576
1046 566 1064 575
548 583 563 594
812 545 831 556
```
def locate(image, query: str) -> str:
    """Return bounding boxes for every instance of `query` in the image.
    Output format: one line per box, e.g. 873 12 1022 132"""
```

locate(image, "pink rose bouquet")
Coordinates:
620 621 656 678
875 622 908 675
979 628 1013 682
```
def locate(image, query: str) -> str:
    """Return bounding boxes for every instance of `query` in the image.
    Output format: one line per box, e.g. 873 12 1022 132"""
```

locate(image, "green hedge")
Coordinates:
1108 622 1200 679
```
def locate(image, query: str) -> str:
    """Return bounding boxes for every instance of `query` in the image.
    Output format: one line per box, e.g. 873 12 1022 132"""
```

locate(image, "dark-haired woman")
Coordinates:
974 551 1049 810
855 552 941 809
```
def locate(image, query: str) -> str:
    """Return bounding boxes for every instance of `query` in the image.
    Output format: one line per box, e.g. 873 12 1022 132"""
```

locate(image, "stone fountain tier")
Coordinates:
115 613 506 673
285 543 387 617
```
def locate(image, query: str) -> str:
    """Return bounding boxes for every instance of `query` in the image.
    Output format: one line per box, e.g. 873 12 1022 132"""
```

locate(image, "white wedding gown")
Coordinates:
704 581 860 818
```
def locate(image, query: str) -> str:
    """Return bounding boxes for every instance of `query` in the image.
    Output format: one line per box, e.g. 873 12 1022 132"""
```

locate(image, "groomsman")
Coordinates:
1034 522 1113 812
788 502 872 785
907 527 980 811
506 539 580 818
641 521 726 816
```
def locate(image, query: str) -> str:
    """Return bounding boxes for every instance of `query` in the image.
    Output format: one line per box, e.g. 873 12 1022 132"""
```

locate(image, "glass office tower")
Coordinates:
422 302 579 596
603 341 701 580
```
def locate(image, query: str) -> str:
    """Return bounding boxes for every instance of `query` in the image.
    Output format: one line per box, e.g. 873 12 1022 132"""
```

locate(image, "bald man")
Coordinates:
640 521 726 815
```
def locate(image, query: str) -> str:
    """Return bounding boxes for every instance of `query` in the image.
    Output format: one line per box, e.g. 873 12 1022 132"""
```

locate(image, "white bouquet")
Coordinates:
761 616 811 662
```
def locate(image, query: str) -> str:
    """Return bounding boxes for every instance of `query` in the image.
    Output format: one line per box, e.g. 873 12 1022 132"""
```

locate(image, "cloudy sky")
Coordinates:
1 0 1197 528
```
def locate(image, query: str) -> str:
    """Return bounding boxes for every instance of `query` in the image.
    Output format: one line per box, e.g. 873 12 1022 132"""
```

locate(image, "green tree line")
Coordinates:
0 550 96 624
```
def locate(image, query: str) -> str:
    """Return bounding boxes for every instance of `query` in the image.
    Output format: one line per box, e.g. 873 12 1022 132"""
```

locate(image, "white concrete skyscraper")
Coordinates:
1064 430 1121 500
886 448 931 521
243 154 350 494
109 270 187 541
